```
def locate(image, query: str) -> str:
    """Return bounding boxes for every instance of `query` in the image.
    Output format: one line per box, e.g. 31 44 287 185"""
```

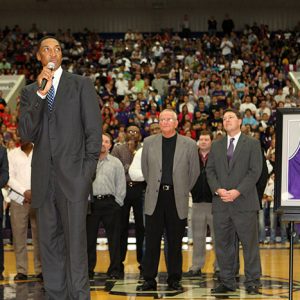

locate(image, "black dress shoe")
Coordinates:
14 273 28 281
246 285 259 295
211 283 235 293
108 272 121 280
183 269 202 277
168 281 183 291
36 273 43 281
213 270 220 281
136 280 157 291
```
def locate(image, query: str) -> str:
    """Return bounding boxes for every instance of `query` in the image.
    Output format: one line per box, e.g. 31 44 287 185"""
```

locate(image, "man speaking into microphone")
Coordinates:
19 36 102 300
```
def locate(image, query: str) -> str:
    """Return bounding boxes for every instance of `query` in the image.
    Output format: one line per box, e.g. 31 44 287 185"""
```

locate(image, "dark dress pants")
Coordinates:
213 209 261 290
86 196 121 276
143 189 186 284
120 183 145 273
37 171 90 300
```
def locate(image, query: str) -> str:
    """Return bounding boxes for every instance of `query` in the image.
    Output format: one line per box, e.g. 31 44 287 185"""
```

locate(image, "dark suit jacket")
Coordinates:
0 146 9 203
206 133 262 213
256 147 268 209
141 134 200 219
19 71 102 208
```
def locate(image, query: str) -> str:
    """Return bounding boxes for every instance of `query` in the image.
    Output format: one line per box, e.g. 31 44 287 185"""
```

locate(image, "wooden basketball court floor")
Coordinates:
1 243 299 300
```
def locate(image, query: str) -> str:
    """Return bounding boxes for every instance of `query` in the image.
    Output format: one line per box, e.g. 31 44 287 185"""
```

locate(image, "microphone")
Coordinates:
39 62 55 90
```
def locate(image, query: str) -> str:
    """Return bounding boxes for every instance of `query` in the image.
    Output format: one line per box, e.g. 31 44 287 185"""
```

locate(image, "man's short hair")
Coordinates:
223 108 242 120
160 109 177 120
126 124 140 131
199 130 213 140
103 132 113 144
37 36 61 51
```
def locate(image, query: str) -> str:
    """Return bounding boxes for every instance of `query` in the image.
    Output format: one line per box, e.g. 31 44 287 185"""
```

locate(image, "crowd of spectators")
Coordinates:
1 20 300 242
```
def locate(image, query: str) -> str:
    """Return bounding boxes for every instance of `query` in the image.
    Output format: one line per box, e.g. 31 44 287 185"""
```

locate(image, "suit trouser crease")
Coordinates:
213 210 261 289
38 169 90 300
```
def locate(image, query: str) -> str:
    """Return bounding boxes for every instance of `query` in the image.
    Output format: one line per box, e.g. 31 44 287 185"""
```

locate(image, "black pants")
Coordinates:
86 196 121 275
120 183 145 273
143 189 186 284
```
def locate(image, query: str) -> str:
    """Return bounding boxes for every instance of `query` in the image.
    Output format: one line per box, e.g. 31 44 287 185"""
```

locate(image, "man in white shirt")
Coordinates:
220 37 233 60
239 95 257 115
152 42 164 62
115 73 129 102
8 142 42 281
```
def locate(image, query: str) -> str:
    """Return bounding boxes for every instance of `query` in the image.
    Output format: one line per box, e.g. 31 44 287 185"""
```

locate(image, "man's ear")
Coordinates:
36 52 41 62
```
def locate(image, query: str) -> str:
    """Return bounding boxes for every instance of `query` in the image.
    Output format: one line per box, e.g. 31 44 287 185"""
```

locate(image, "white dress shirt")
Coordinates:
8 147 32 195
128 148 144 181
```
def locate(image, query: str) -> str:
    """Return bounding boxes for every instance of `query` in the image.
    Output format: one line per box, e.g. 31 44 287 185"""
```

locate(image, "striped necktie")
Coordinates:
47 84 55 111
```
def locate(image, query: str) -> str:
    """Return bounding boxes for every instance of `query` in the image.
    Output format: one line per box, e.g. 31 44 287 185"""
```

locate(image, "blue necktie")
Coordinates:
227 137 235 162
47 85 55 111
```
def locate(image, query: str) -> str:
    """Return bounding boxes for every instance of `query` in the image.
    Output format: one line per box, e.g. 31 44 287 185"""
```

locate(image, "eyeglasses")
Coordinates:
127 130 139 134
159 118 176 123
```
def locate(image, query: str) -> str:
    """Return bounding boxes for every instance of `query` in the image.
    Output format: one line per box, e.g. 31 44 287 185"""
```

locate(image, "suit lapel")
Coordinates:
173 134 184 171
154 134 162 170
52 71 69 112
220 137 229 171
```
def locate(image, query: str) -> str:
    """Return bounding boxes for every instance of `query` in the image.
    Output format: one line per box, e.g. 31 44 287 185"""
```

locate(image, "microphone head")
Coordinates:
47 62 55 70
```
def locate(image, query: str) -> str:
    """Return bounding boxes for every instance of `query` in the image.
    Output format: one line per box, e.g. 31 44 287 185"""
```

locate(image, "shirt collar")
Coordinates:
227 131 241 146
99 154 110 162
52 66 63 91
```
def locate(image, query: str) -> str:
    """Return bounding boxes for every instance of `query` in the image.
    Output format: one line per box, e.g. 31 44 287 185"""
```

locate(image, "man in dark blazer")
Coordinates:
206 109 262 295
137 109 199 291
19 36 102 300
0 146 9 280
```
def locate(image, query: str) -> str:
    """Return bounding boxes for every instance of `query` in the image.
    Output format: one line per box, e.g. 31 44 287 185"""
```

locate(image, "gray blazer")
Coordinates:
206 133 262 213
141 134 200 219
19 71 102 208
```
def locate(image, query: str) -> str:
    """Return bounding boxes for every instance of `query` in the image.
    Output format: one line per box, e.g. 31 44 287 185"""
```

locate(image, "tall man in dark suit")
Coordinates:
0 146 9 281
206 109 262 295
137 109 199 291
19 36 102 300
